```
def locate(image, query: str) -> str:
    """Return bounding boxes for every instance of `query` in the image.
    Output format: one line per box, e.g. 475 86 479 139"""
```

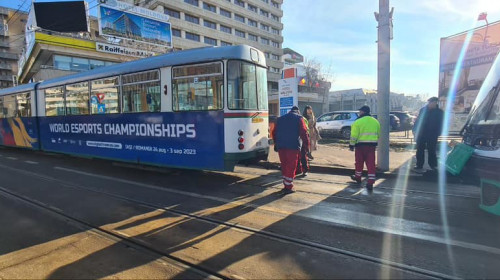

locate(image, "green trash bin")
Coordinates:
445 143 475 176
480 179 500 216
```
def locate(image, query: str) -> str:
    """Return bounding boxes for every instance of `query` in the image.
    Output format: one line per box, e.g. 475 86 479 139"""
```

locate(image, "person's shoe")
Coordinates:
302 172 308 177
413 167 425 173
350 175 361 183
307 152 314 160
281 188 295 194
366 184 374 192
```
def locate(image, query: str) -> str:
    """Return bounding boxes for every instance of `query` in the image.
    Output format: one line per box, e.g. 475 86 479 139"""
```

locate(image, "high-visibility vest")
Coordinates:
350 115 380 146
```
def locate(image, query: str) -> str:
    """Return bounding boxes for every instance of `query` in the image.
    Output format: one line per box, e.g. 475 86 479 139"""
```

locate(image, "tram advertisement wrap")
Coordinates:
38 111 225 170
0 118 38 149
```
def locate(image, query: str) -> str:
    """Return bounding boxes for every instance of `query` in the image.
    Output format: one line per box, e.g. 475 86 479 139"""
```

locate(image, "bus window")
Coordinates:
91 76 119 114
122 70 161 113
172 62 223 111
45 86 65 116
227 60 267 110
65 81 89 115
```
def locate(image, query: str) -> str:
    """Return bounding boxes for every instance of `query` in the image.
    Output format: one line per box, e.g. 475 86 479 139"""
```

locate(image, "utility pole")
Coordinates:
375 0 393 171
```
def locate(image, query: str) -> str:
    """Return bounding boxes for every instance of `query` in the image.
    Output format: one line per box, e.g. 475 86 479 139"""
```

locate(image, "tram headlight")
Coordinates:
474 138 500 150
238 130 244 136
238 143 245 150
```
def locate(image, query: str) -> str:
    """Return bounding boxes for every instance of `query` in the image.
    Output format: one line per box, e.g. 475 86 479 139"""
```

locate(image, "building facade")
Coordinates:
0 7 28 89
140 0 284 93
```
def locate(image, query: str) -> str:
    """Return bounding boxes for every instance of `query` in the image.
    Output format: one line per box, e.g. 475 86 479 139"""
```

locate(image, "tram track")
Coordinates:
0 162 461 279
0 186 224 280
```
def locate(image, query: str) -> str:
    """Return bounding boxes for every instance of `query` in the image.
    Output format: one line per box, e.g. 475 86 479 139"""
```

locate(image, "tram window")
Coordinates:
16 92 31 117
172 62 223 111
45 86 65 116
65 82 89 115
122 70 161 113
228 60 264 110
3 95 17 118
91 76 119 114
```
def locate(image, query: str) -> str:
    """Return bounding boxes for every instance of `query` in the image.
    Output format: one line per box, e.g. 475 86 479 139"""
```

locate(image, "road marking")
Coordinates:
6 157 17 160
25 161 38 164
53 166 500 256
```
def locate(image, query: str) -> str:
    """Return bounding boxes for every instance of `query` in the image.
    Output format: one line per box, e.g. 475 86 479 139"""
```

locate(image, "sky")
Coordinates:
2 0 500 97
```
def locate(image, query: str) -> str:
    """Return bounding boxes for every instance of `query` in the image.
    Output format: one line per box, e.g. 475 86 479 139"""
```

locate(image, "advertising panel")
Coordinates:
98 0 172 47
0 118 38 149
96 42 157 58
278 68 299 116
38 112 225 170
439 21 500 133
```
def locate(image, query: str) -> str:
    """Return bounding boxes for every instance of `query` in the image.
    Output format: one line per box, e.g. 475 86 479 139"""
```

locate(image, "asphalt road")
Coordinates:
0 147 499 279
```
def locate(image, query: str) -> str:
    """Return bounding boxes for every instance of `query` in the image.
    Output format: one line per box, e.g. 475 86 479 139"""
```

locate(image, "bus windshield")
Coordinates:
227 60 268 110
468 55 500 126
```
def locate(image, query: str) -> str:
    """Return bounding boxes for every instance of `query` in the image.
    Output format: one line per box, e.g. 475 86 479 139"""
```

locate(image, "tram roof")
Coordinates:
0 82 38 96
38 45 267 89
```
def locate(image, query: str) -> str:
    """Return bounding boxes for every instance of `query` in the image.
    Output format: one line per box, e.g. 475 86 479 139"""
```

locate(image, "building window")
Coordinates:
272 27 279 35
248 4 257 13
264 52 270 58
221 41 232 46
204 19 216 29
234 0 245 8
185 32 200 41
220 8 231 18
272 41 279 48
164 7 180 19
260 9 269 17
261 0 269 3
235 29 245 38
220 24 231 34
248 19 257 27
204 36 217 46
271 67 280 73
260 23 269 32
172 28 181 37
271 54 280 60
271 14 279 22
184 0 199 6
185 14 200 24
272 1 279 8
261 38 269 45
248 34 258 41
203 2 216 12
53 55 113 72
235 14 245 23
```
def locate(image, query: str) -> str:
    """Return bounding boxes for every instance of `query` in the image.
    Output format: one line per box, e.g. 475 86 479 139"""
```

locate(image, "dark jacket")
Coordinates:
413 106 444 140
272 111 310 150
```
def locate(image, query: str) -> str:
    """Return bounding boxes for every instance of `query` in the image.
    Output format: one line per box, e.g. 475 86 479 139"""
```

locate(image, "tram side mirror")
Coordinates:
163 85 168 96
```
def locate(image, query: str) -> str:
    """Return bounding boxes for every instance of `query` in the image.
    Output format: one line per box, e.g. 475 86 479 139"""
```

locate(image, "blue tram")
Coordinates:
0 45 269 171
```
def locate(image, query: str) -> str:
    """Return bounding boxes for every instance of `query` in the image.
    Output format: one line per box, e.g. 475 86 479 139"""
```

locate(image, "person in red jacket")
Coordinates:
272 106 310 194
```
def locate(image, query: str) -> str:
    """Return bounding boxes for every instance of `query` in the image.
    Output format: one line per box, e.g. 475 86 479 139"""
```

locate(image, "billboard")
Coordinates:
98 0 172 47
34 1 89 33
439 21 500 133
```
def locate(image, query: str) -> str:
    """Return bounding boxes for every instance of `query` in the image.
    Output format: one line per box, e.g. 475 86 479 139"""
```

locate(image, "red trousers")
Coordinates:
278 149 300 189
354 146 376 185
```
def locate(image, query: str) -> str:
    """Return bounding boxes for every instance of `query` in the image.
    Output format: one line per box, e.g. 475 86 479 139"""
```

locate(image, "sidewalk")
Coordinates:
266 142 415 176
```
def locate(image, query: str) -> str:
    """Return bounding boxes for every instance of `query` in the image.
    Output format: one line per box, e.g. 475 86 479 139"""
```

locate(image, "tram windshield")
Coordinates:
227 60 268 110
468 55 500 126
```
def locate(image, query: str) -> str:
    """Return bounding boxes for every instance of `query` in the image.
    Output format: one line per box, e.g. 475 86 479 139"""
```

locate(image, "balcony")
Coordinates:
0 74 13 81
0 63 12 70
0 52 17 60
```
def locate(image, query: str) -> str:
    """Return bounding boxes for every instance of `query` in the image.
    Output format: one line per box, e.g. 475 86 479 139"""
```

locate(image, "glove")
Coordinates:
349 145 355 151
274 145 279 152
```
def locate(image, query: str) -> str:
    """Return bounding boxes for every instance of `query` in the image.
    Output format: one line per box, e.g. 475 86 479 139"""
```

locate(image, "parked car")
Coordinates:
316 111 359 139
372 114 401 131
390 111 415 131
